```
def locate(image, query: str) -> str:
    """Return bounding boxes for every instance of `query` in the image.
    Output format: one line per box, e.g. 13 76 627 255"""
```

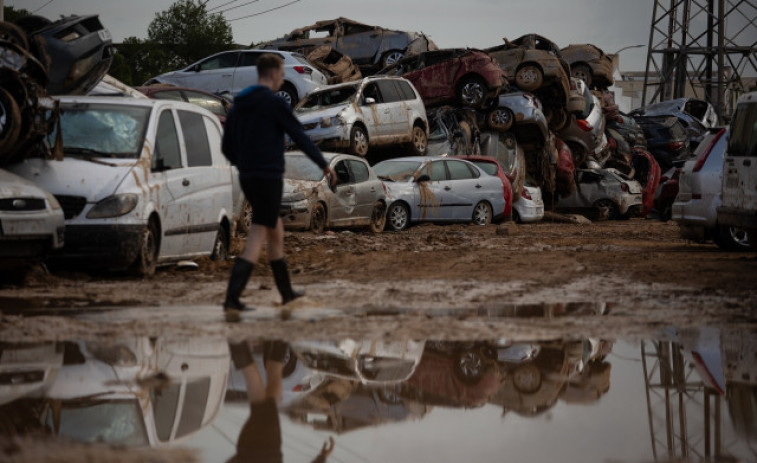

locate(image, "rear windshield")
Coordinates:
50 103 151 158
728 103 757 157
373 161 422 181
285 155 325 181
296 85 359 112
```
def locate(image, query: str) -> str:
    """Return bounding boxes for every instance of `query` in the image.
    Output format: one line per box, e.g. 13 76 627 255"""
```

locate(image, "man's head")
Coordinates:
257 53 285 91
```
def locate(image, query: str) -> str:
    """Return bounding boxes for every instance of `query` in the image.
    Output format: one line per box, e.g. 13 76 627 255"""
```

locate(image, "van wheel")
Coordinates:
714 225 751 251
407 124 427 155
131 220 158 277
210 228 228 261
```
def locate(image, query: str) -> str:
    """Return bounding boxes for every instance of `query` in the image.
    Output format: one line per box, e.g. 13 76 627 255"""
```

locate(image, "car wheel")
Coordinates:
386 202 409 231
458 75 488 107
210 228 228 261
515 64 544 91
275 83 298 108
407 124 427 155
594 199 619 220
310 202 326 234
0 88 22 156
236 199 253 235
349 125 369 157
382 50 404 68
131 220 158 277
472 201 492 226
454 350 486 384
714 225 751 251
0 22 30 50
512 363 542 393
486 107 514 132
571 64 593 87
369 201 386 234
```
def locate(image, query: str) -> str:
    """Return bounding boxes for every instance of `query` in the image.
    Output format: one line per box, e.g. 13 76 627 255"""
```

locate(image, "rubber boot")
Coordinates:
263 340 290 365
270 258 304 305
223 258 255 322
228 340 255 370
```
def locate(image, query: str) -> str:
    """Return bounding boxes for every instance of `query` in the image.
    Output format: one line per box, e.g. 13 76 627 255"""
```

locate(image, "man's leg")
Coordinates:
223 224 270 317
267 218 304 304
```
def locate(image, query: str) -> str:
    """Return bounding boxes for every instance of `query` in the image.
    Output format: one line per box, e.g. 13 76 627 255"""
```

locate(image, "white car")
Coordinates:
294 76 429 157
146 49 328 107
513 184 544 223
9 96 235 275
718 91 757 250
0 169 65 266
556 168 643 220
673 128 750 250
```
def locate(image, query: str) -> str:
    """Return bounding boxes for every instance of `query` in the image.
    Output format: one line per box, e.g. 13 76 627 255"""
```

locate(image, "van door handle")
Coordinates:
475 184 482 188
182 179 190 186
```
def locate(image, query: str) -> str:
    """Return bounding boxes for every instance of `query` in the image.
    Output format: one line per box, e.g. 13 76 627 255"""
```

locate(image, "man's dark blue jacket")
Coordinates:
222 85 328 180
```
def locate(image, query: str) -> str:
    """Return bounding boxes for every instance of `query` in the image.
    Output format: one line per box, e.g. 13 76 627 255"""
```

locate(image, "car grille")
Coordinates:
55 195 87 219
0 198 46 211
303 122 318 131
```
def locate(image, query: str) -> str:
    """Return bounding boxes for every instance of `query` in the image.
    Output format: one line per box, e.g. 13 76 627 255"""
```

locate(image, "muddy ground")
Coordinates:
1 219 756 342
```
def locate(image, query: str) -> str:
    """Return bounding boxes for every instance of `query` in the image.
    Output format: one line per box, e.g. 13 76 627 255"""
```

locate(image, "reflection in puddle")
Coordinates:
0 328 755 462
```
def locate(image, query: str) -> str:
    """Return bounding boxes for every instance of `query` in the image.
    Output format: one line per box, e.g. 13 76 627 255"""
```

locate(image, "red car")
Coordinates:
381 48 506 108
461 156 514 218
135 85 231 125
555 137 576 197
632 148 662 217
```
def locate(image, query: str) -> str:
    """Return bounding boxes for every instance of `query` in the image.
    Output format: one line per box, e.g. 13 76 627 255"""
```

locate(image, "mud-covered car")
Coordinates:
478 130 527 201
379 48 506 108
486 34 571 129
294 76 428 157
556 168 643 220
425 106 481 157
281 152 387 233
558 78 608 167
513 184 545 223
560 44 614 89
257 17 437 73
304 46 362 84
374 156 506 231
631 98 718 129
633 115 691 171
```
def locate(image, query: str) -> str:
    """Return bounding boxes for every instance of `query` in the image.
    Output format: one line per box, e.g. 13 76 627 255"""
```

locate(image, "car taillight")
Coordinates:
577 119 593 132
294 66 313 75
620 183 628 192
667 140 685 151
521 187 532 200
692 128 725 172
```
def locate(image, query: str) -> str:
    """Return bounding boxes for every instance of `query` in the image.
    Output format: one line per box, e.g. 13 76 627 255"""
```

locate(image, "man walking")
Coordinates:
222 53 336 322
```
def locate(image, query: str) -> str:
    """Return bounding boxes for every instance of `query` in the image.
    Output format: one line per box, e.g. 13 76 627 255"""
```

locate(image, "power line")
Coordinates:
228 0 301 22
32 0 55 13
216 0 261 14
208 0 242 13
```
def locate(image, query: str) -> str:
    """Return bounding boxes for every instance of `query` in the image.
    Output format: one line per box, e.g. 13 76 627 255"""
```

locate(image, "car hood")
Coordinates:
283 178 322 198
295 105 348 124
0 169 52 199
7 157 136 202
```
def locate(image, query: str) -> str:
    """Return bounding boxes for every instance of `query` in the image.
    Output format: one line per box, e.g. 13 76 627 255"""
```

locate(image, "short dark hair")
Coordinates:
257 53 284 79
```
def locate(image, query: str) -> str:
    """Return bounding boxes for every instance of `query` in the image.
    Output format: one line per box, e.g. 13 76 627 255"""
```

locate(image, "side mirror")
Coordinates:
364 97 376 105
192 64 201 72
416 174 431 183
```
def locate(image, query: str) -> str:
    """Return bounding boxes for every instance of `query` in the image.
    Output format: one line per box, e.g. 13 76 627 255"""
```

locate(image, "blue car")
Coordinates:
374 156 506 231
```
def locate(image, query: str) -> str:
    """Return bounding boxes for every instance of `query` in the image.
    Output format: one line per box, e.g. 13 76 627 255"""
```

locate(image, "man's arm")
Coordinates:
275 99 328 170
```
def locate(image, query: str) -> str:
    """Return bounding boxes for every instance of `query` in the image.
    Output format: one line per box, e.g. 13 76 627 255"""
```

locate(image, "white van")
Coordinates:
9 96 235 275
718 92 757 249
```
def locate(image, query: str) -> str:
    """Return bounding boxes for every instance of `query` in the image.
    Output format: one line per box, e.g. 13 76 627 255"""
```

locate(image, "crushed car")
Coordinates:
304 45 362 84
631 97 718 129
555 168 643 220
378 48 506 108
558 78 608 167
257 17 437 74
281 151 388 233
425 106 481 157
560 43 614 89
294 76 429 157
633 115 691 171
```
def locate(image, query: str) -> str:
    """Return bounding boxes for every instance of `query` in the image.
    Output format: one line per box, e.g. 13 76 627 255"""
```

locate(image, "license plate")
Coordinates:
98 29 112 42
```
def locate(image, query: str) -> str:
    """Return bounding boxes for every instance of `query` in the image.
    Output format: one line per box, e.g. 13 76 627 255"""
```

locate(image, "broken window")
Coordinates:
361 83 382 104
48 399 148 446
178 110 212 167
334 160 352 185
296 84 359 111
154 110 182 170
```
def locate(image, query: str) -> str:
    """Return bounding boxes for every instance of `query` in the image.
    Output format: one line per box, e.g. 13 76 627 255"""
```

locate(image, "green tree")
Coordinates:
147 0 234 69
3 6 31 23
111 37 177 86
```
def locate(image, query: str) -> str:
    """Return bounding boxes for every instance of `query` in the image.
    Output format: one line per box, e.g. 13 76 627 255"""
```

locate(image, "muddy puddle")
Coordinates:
1 326 755 463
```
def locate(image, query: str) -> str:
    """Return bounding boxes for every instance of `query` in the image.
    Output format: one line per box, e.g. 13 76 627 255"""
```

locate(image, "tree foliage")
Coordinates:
3 6 31 23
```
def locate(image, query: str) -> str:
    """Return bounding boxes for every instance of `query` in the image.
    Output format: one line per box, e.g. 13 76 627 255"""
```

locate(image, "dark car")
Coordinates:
257 17 437 74
560 44 614 89
379 48 506 108
633 115 691 171
135 85 231 125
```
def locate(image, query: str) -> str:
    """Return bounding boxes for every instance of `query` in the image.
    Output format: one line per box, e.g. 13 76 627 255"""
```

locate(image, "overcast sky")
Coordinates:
11 0 654 70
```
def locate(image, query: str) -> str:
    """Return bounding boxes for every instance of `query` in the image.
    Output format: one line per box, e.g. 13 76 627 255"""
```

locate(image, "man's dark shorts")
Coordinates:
241 178 283 229
228 398 283 463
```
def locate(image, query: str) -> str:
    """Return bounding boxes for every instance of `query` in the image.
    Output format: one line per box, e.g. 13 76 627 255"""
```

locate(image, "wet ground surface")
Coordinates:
1 220 756 462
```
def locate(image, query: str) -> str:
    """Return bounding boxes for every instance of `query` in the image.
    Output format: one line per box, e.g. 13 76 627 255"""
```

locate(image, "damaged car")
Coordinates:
257 17 437 74
560 44 614 89
294 76 428 157
374 156 507 231
477 130 526 200
304 45 362 84
425 106 481 157
281 151 387 233
555 168 643 220
558 78 608 167
631 97 718 129
379 48 506 108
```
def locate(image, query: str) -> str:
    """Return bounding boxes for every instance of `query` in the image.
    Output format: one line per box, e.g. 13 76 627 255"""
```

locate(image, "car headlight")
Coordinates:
321 116 344 128
45 192 62 210
87 194 138 218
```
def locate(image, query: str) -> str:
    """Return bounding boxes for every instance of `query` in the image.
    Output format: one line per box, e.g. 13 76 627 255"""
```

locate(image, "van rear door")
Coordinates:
721 95 757 213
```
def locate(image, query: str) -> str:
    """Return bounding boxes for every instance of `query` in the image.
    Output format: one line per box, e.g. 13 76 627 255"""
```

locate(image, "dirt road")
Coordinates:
1 219 756 341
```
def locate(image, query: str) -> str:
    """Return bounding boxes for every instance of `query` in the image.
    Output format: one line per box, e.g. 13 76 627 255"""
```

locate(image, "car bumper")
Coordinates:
514 199 544 223
618 194 643 216
0 210 65 258
717 206 757 229
672 199 717 229
50 224 146 269
301 123 351 148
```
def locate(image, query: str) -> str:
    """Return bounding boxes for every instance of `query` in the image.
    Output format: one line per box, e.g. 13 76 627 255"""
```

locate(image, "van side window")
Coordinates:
397 81 417 101
154 110 182 170
376 80 402 103
151 383 180 442
178 110 212 167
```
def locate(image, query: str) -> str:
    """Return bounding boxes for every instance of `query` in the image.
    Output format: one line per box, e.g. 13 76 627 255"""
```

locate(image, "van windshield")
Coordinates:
50 103 151 158
296 85 359 112
728 103 757 157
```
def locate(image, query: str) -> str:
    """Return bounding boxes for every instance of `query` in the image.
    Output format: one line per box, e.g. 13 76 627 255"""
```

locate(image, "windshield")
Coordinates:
49 103 151 158
285 155 326 181
49 399 148 446
373 161 422 181
296 85 359 112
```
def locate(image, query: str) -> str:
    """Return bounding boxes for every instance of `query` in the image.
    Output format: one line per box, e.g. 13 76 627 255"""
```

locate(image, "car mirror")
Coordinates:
364 97 376 105
416 174 431 183
192 64 201 72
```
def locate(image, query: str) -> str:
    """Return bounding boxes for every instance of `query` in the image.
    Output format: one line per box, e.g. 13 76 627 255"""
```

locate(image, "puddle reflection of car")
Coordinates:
291 339 425 385
374 156 507 231
40 338 229 447
556 168 643 220
0 342 63 406
281 152 387 233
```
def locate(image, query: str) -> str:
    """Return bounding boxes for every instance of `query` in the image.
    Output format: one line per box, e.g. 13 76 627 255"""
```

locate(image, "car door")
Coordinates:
231 51 261 95
444 159 481 219
335 21 381 65
415 160 448 221
182 51 239 94
375 79 409 139
348 159 378 221
150 108 190 259
328 159 358 225
359 82 383 141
